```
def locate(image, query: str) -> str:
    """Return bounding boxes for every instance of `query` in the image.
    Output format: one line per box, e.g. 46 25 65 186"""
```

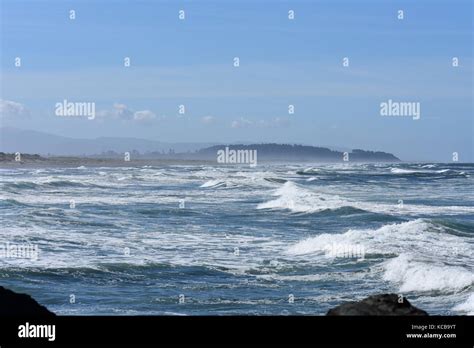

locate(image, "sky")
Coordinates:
0 0 472 161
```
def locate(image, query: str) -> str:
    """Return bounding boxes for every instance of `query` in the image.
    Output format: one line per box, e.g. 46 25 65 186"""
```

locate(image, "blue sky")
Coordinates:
1 0 472 161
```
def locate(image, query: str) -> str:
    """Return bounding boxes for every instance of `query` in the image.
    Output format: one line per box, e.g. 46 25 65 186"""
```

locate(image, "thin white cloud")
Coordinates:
231 117 290 129
113 103 134 120
200 115 216 124
133 110 156 121
231 117 253 128
0 99 30 119
97 103 156 122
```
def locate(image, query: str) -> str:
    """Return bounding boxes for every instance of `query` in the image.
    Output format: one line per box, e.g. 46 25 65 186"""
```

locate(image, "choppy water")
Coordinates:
0 163 473 315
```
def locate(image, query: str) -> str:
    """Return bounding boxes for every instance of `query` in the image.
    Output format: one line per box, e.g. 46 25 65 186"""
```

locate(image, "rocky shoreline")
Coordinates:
0 286 427 316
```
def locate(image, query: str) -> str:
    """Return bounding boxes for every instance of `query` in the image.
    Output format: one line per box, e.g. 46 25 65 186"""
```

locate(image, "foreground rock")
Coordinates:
327 294 428 316
0 286 55 317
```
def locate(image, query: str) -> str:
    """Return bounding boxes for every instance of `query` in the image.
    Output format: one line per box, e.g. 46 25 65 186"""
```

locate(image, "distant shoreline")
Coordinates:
1 153 469 169
2 155 472 169
0 158 448 169
0 155 216 168
0 142 403 168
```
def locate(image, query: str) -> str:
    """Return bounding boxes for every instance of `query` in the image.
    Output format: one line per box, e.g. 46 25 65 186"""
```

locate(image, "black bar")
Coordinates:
0 316 472 346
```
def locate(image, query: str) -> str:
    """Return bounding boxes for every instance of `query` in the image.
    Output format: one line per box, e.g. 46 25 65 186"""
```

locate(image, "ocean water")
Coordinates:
0 162 473 315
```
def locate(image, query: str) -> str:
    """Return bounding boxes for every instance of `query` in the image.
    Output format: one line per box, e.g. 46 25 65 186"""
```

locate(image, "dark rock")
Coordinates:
326 294 428 316
0 286 55 317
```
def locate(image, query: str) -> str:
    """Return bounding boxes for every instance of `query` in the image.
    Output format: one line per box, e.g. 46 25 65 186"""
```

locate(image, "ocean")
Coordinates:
0 162 473 315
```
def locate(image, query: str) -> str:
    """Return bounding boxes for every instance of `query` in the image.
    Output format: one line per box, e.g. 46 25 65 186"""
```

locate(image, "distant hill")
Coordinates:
0 127 217 155
195 144 400 162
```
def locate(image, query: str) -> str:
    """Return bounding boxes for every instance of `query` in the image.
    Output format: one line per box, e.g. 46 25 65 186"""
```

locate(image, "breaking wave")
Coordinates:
257 182 474 215
286 219 473 293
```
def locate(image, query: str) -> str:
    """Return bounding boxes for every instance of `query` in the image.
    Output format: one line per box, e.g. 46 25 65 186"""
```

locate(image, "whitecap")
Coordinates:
286 219 474 293
257 181 351 213
383 254 474 292
257 182 474 215
200 180 227 188
452 293 474 315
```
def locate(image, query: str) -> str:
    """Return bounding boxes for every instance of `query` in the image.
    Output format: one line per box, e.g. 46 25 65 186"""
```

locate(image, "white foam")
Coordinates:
257 182 351 213
302 167 320 173
199 179 244 189
391 168 417 174
288 219 471 257
287 233 354 255
383 254 474 292
258 182 474 215
453 293 474 315
391 167 459 175
200 179 226 188
286 220 474 293
0 222 288 272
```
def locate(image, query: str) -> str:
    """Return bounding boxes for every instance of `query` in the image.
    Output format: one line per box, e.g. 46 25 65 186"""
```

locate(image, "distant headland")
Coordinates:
0 127 400 164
